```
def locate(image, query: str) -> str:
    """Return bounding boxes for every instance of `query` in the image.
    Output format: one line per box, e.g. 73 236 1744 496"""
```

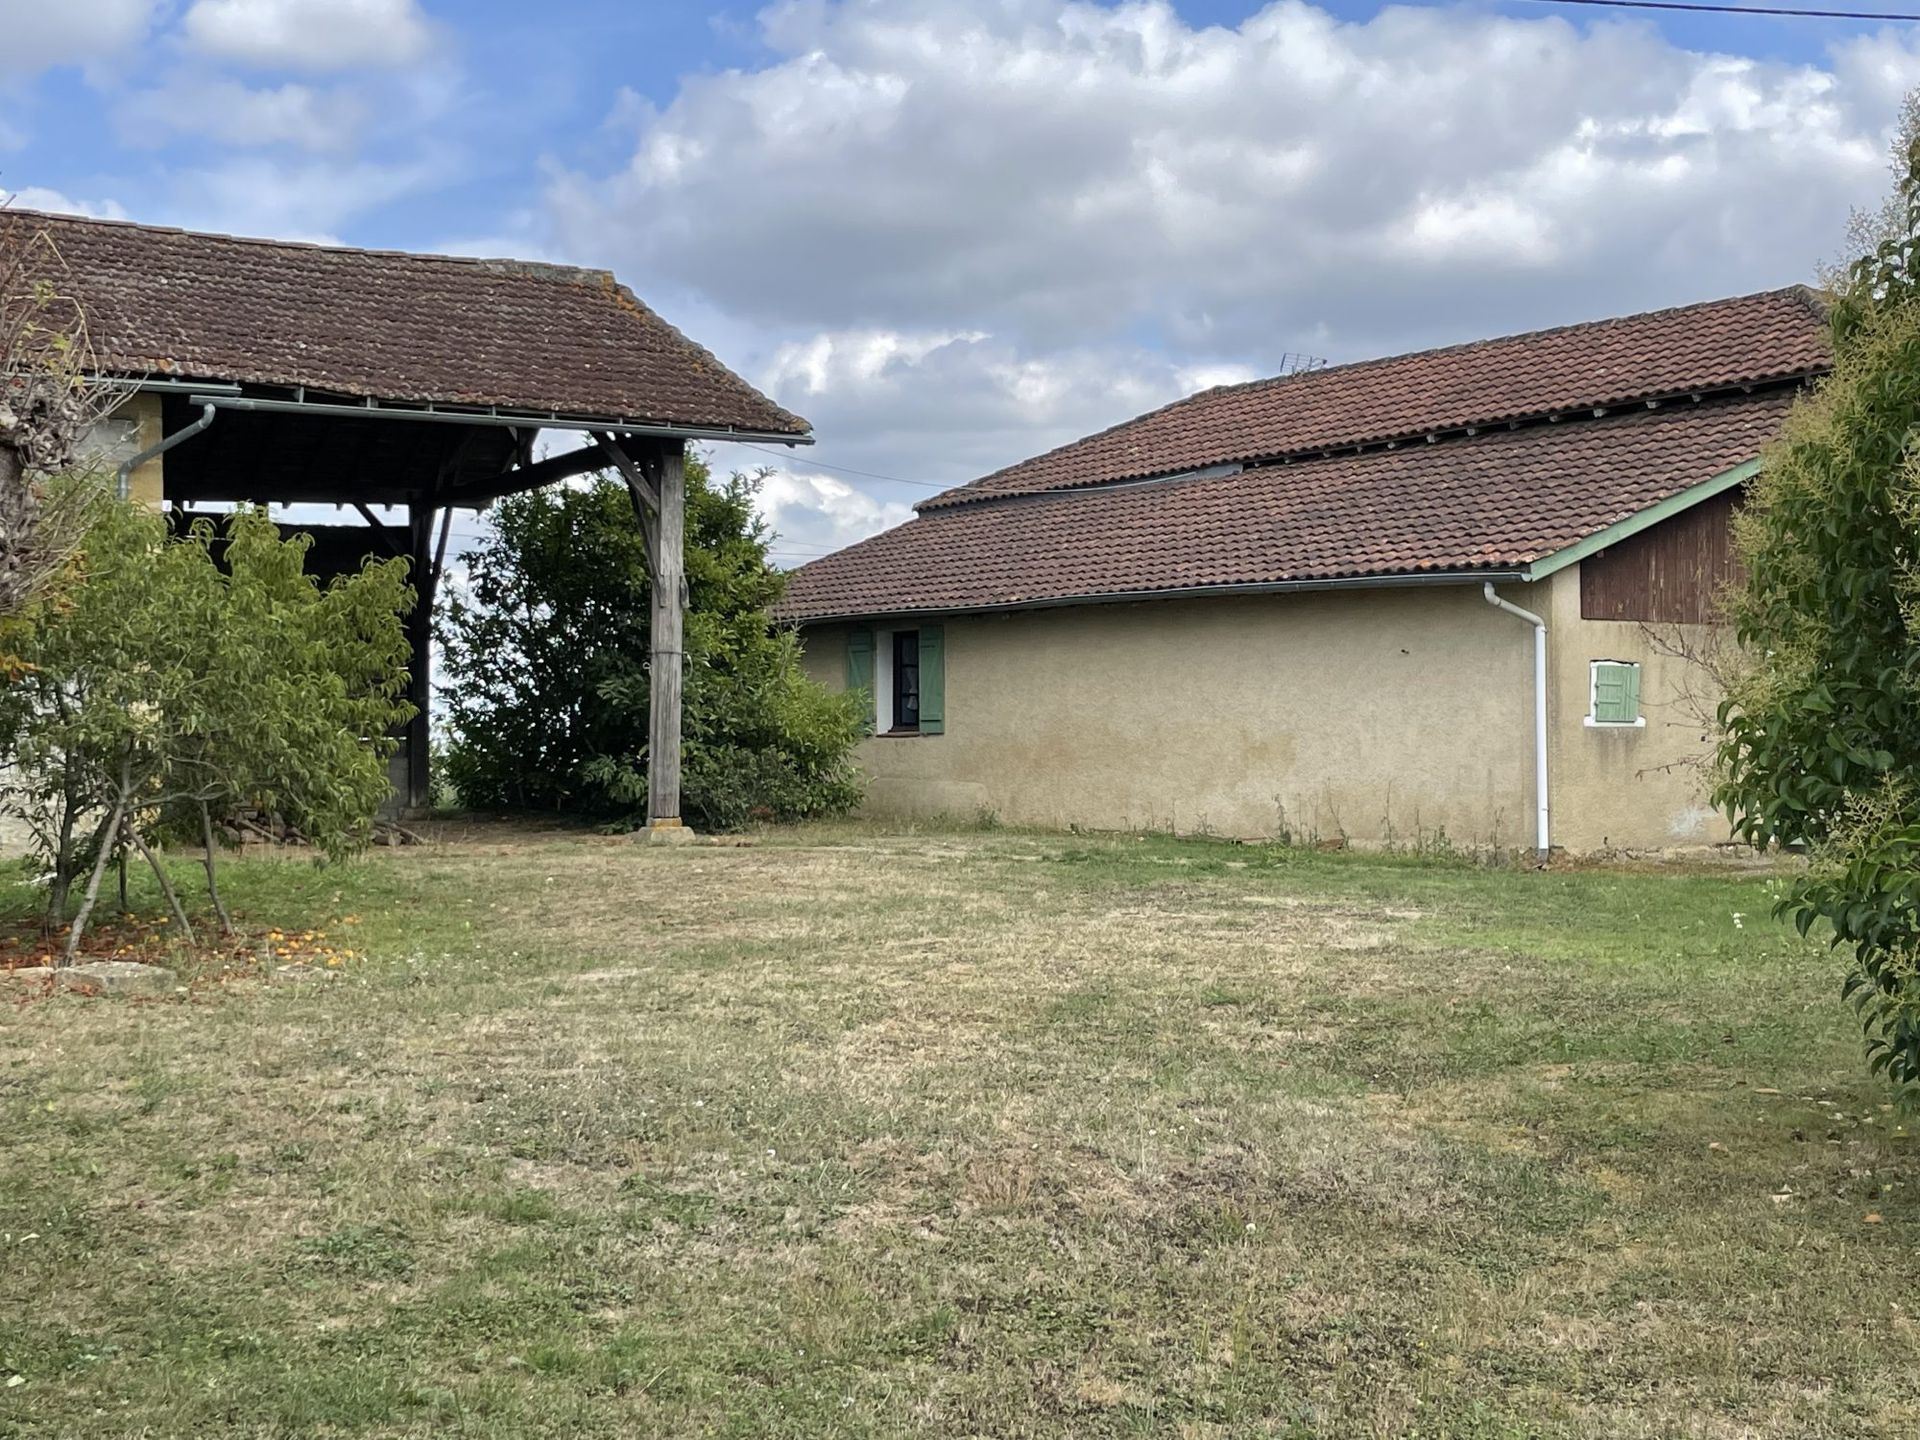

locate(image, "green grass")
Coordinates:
2 823 1917 1437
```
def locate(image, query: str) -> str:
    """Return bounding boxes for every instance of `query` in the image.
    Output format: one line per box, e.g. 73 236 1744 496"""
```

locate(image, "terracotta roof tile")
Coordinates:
7 208 807 435
922 287 1827 510
777 388 1798 622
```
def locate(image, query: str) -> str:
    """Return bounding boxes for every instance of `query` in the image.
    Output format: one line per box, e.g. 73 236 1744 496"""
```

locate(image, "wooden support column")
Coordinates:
404 505 435 815
596 432 690 836
648 441 687 830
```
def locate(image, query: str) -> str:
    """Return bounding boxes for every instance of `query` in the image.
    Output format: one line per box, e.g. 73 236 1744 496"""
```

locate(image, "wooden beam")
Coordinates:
436 440 610 508
351 503 407 558
403 505 435 816
430 505 454 590
647 440 687 829
594 432 660 515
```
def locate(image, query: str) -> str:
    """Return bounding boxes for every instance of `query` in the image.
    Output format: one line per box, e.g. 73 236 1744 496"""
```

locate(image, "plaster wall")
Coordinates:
801 572 1729 852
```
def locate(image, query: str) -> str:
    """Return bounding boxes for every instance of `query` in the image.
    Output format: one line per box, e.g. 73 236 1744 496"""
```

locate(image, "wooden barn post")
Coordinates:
405 505 436 814
596 432 691 838
648 440 687 831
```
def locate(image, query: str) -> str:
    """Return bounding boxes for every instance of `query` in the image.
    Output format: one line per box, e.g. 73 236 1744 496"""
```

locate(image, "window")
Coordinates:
845 624 945 736
1587 660 1644 728
893 630 921 731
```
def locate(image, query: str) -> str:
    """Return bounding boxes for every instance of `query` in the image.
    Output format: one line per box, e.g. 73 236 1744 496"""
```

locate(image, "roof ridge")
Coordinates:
2 204 616 286
921 285 1826 511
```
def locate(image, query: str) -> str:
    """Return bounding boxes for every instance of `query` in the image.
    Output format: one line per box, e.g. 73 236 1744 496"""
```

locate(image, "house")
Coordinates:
10 207 810 824
777 289 1832 853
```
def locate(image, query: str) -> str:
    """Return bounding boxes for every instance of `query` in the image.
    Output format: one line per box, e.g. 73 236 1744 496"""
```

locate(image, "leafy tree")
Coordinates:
0 215 117 629
437 461 863 830
1716 137 1920 1087
0 499 414 958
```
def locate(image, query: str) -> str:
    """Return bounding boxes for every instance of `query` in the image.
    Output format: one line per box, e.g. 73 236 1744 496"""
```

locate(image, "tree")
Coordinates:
1716 135 1920 1087
0 213 116 626
0 500 414 958
437 461 863 830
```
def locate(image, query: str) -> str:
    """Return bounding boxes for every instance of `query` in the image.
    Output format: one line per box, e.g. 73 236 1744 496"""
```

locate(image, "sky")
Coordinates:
2 0 1916 569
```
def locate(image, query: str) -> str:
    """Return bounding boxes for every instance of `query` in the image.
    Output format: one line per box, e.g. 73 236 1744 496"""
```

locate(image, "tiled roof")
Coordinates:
776 388 1799 622
7 207 807 435
922 287 1827 510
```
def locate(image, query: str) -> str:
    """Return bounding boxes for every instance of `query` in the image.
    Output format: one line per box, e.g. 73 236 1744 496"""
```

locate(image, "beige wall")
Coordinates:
804 586 1536 848
77 393 165 505
1540 565 1730 852
801 572 1729 853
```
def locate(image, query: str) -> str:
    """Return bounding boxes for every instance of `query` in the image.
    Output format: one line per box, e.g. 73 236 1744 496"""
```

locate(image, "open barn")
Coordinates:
23 208 812 823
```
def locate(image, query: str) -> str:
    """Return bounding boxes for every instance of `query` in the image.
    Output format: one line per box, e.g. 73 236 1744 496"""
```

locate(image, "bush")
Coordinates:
0 497 413 954
438 461 863 830
1716 139 1920 1087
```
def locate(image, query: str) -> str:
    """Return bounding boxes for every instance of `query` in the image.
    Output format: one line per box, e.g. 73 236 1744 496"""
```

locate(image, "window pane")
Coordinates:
894 631 920 730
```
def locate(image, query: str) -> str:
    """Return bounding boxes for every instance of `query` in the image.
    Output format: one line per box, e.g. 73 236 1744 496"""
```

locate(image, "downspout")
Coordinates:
114 402 218 501
1483 582 1550 854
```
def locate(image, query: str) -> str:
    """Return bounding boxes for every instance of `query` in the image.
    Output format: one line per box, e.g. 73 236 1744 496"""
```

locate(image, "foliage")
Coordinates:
0 214 119 628
437 461 863 830
0 498 413 953
1715 136 1920 1088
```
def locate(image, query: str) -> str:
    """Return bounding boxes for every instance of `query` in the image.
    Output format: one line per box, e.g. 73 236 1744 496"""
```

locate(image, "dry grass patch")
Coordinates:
1 827 1915 1437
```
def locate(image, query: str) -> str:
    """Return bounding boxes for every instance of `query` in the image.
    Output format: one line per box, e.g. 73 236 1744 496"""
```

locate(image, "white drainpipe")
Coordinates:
1482 582 1550 854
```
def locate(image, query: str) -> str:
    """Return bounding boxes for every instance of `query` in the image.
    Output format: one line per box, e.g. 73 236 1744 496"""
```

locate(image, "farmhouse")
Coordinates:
13 207 810 824
779 289 1832 853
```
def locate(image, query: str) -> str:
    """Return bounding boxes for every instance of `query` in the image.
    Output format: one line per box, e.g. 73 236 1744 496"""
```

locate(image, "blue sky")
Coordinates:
2 0 1914 563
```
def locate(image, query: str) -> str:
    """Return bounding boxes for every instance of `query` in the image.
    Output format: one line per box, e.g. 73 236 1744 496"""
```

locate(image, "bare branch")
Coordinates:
0 210 126 618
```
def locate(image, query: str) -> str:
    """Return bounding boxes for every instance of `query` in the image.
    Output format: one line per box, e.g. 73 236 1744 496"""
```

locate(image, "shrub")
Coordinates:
1716 139 1920 1087
438 461 863 830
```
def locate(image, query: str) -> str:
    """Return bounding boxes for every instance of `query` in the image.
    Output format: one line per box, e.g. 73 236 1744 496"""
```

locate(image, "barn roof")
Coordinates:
921 286 1826 511
778 289 1830 623
9 207 807 438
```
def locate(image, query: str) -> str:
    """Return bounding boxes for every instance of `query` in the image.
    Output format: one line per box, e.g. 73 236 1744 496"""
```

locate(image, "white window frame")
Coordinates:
1585 659 1646 729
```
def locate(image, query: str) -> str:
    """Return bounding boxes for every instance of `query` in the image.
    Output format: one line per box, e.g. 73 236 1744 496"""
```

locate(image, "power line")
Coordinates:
732 442 955 491
1515 0 1920 19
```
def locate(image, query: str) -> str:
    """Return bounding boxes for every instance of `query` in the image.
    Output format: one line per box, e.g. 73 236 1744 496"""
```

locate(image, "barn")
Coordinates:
15 207 812 827
779 289 1830 853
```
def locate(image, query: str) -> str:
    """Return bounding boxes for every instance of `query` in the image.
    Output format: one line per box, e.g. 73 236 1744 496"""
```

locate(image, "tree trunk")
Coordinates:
63 772 129 965
45 784 79 931
199 801 232 935
124 821 194 944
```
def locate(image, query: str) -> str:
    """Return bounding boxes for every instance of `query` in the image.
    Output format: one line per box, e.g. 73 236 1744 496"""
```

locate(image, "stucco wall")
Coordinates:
76 393 165 505
800 572 1728 852
1541 565 1730 852
802 586 1539 847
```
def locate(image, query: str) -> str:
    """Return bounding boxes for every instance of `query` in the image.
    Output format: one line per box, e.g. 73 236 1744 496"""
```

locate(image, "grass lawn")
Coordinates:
3 823 1917 1438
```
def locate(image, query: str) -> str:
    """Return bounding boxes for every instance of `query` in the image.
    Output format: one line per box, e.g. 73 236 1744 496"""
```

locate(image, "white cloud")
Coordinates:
531 0 1920 561
752 471 916 562
697 324 1254 559
548 0 1915 365
182 0 434 72
752 326 1221 488
150 154 437 242
115 78 369 151
0 0 157 75
0 186 127 220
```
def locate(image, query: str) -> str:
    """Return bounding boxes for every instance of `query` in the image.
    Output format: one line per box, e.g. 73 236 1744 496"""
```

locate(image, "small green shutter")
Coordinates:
1592 661 1641 725
919 625 945 735
846 628 875 734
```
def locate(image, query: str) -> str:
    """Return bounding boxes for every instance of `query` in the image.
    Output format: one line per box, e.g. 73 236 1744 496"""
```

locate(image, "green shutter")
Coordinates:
919 625 945 735
1592 662 1641 725
846 628 875 734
